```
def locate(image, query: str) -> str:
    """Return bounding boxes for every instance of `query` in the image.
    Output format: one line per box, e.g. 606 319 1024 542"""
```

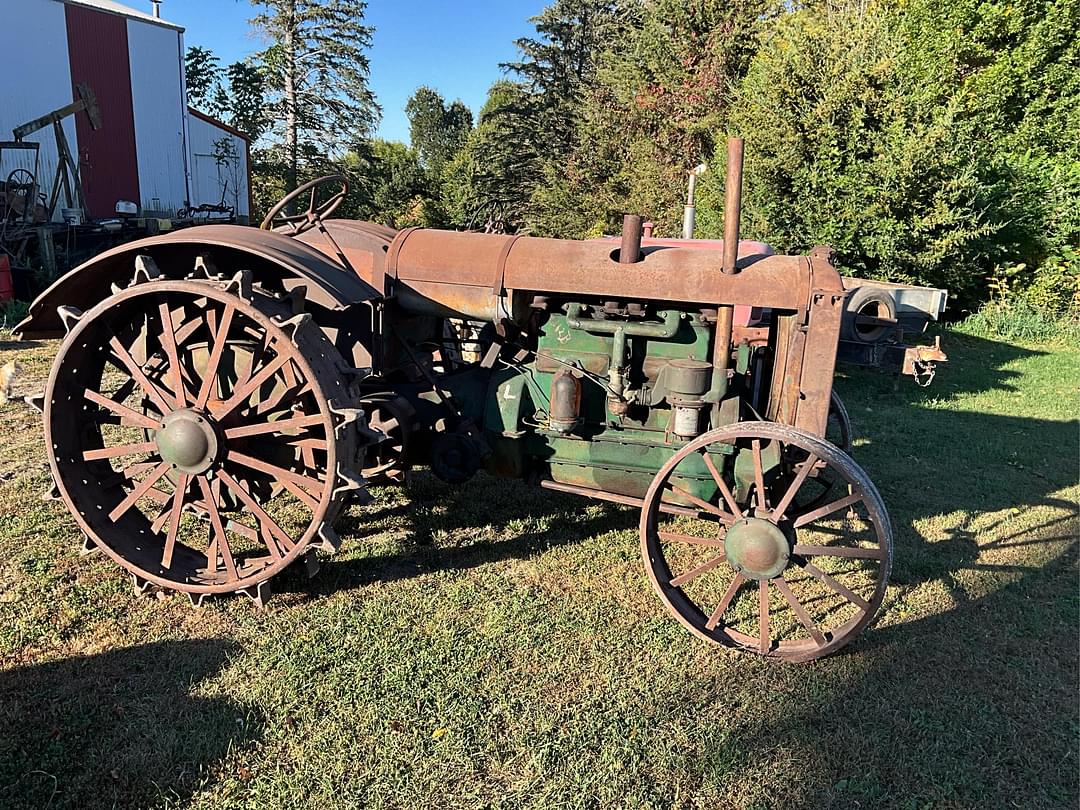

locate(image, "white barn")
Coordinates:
0 0 250 222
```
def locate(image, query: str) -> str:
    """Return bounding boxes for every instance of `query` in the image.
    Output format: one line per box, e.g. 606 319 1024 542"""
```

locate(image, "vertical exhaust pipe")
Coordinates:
721 138 744 276
710 138 744 402
619 214 643 263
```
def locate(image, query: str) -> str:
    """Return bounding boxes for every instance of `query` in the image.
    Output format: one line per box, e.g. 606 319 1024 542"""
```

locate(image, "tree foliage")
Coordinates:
405 87 473 177
440 81 540 232
183 0 1077 314
530 0 776 237
184 46 221 111
721 0 1079 307
251 0 380 193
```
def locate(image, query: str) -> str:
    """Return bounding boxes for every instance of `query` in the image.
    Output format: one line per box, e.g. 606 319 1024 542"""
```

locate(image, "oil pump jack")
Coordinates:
9 84 102 221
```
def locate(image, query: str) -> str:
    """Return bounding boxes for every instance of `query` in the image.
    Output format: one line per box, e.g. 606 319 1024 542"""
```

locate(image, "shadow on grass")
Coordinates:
833 331 1077 595
690 538 1078 808
678 331 1077 807
0 639 258 809
0 340 42 351
308 478 639 592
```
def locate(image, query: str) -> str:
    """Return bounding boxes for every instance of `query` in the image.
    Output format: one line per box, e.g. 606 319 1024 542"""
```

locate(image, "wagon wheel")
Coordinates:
44 265 366 602
640 421 892 662
4 168 37 221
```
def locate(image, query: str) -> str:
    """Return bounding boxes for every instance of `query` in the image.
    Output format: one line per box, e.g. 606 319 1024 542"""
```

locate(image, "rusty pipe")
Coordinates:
722 138 744 276
710 138 745 403
620 214 642 263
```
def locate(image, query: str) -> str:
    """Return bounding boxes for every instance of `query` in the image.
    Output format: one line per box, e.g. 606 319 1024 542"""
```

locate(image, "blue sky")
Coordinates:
161 0 545 143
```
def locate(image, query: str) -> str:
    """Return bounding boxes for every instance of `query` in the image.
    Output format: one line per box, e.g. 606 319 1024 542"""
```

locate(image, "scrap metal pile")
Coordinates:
17 139 930 661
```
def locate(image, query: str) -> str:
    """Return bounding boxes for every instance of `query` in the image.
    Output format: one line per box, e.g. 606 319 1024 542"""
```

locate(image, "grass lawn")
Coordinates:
0 327 1075 809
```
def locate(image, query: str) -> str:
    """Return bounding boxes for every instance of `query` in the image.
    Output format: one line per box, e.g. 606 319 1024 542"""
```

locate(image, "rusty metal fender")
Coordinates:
14 224 380 339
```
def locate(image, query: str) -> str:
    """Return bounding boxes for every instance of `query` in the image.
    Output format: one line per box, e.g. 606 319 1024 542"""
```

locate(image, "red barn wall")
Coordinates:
64 3 140 218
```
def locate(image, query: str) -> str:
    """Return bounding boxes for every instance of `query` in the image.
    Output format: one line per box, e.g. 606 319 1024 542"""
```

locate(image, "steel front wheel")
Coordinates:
639 421 892 662
44 266 366 601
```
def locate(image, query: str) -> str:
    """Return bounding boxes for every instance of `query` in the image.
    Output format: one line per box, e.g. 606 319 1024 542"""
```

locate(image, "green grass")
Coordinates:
0 327 1076 809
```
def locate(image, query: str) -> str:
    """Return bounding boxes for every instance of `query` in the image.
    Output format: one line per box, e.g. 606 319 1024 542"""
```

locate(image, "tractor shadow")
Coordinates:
0 639 259 810
831 330 1076 604
308 474 640 593
677 537 1079 808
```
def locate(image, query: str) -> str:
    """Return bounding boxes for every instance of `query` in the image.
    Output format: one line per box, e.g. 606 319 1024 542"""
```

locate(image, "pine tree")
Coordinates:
251 0 381 195
441 81 538 231
503 0 627 158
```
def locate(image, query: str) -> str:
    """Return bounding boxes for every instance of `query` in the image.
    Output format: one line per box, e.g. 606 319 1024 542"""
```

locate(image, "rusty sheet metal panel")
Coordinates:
14 225 377 338
65 2 140 219
385 228 826 310
793 282 847 436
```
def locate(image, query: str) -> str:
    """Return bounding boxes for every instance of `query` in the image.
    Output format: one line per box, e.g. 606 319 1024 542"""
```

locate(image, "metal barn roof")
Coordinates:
55 0 184 32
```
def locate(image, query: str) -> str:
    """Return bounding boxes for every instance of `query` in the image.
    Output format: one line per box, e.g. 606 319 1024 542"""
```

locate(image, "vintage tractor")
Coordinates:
16 140 893 662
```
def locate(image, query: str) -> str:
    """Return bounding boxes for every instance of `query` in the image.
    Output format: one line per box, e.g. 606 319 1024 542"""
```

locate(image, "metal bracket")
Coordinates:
132 255 162 285
222 268 253 301
333 465 371 502
273 312 312 344
329 401 363 438
192 254 220 280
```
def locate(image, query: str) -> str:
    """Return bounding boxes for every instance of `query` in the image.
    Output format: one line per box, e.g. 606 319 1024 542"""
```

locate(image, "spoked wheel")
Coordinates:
826 390 853 454
44 266 366 602
640 421 892 662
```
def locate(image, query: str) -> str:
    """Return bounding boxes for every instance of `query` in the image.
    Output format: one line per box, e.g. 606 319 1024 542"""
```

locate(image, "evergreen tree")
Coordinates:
251 0 381 195
441 81 538 231
503 0 628 158
530 0 776 237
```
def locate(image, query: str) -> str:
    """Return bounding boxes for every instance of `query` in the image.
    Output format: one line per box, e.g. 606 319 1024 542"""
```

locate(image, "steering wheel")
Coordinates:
260 174 349 235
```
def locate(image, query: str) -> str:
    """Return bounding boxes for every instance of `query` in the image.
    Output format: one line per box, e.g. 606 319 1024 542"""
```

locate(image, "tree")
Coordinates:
361 140 435 227
251 0 381 196
185 46 222 114
441 81 538 231
216 61 268 142
503 0 628 158
723 0 1079 308
404 87 473 177
528 0 775 237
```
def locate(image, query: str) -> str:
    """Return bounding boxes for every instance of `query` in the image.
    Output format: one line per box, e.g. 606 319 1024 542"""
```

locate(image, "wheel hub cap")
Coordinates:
156 409 219 474
725 517 790 580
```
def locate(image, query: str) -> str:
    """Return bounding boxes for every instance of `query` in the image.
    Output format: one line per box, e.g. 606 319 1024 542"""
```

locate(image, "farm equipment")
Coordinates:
17 139 896 662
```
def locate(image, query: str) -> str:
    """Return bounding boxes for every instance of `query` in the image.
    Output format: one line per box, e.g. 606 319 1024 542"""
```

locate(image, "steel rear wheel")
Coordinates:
640 421 892 662
45 268 365 600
